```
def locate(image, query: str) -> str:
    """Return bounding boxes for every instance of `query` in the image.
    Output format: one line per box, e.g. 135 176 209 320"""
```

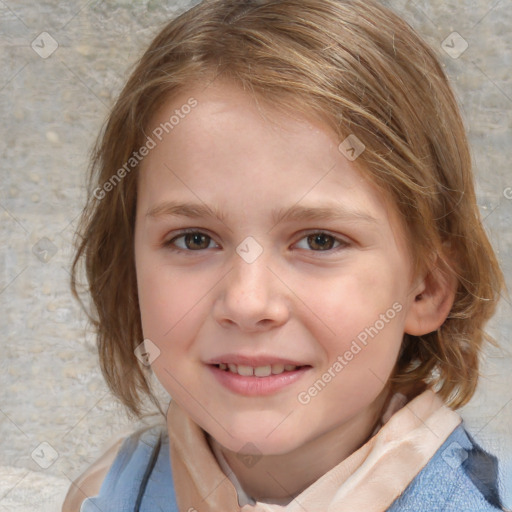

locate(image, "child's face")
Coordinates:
134 79 421 455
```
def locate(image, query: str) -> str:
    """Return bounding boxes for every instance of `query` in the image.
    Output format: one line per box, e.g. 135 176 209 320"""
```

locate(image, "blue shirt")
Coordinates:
81 423 505 511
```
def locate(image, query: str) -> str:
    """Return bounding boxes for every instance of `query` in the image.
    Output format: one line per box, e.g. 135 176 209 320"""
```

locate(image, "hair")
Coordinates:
71 0 505 419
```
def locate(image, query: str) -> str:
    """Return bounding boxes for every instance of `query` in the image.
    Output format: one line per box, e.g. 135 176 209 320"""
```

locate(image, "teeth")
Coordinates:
271 364 285 374
254 365 272 377
217 363 300 376
237 365 254 376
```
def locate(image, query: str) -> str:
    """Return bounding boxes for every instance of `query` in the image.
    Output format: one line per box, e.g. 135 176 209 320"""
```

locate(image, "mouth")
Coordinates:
206 359 312 396
211 362 308 377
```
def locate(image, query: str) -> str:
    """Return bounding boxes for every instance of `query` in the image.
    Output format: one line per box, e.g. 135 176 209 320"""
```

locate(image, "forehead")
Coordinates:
143 80 340 177
138 79 406 242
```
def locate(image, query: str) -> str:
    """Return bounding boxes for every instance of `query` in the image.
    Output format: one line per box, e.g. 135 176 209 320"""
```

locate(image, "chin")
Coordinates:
206 415 306 456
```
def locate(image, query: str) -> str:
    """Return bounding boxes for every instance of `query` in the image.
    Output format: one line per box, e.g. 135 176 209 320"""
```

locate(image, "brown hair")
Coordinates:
71 0 505 419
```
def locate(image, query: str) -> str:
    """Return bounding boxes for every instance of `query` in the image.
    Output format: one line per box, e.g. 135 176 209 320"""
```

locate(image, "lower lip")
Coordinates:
207 365 311 396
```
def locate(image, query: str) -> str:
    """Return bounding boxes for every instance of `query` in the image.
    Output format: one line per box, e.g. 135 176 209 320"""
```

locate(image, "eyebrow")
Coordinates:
146 200 378 226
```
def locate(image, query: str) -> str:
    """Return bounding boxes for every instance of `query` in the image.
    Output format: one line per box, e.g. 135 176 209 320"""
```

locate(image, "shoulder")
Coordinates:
388 424 506 511
61 436 125 512
61 424 166 512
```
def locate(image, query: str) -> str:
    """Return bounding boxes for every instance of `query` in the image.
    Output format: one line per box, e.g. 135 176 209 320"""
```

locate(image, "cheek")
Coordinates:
136 252 201 339
135 257 206 398
315 261 405 342
306 260 406 395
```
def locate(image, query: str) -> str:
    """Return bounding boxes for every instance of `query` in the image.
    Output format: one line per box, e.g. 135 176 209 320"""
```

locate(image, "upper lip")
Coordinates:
205 354 309 367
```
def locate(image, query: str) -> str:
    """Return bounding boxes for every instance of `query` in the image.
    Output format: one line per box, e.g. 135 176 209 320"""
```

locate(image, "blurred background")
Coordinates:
1 0 511 510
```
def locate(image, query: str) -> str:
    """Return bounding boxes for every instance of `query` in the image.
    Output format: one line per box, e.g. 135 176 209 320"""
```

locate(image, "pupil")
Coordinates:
310 233 333 250
187 233 208 249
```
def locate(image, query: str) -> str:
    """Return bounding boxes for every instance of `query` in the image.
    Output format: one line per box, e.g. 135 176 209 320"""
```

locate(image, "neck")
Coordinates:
208 386 392 504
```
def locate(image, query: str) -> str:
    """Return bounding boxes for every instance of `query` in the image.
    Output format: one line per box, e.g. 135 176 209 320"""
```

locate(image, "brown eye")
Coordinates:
295 231 348 253
307 233 336 251
184 233 211 250
165 231 216 251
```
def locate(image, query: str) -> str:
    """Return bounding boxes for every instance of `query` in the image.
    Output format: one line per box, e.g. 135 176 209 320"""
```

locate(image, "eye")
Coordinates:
295 231 348 252
164 230 219 252
163 229 349 254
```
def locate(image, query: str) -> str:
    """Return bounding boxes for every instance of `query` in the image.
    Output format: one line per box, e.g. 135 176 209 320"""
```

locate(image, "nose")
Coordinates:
212 244 290 332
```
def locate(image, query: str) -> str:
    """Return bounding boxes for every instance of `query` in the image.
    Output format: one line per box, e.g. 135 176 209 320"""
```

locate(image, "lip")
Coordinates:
204 354 308 367
206 361 312 397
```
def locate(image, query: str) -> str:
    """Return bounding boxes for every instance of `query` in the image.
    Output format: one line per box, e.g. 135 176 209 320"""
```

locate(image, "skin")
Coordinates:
134 78 455 502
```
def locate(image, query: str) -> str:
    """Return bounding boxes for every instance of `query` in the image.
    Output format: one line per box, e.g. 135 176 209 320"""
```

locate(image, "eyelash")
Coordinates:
162 228 350 255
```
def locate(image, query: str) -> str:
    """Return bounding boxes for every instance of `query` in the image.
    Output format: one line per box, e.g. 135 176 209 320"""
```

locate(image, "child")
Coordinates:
64 0 508 510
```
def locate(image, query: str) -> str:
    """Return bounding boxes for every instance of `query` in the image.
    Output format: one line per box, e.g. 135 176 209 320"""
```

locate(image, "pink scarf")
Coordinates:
166 389 461 512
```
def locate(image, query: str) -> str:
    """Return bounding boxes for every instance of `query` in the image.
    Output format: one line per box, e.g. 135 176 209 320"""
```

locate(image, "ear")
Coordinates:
404 255 457 336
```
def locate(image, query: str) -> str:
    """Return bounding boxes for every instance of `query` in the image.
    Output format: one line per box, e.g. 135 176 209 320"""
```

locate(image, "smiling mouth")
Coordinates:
212 363 309 377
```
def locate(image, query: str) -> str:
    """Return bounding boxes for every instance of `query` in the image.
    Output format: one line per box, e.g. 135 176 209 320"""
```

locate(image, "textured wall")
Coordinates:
1 0 511 510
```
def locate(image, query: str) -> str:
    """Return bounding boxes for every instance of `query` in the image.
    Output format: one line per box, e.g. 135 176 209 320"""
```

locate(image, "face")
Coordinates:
134 79 420 455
